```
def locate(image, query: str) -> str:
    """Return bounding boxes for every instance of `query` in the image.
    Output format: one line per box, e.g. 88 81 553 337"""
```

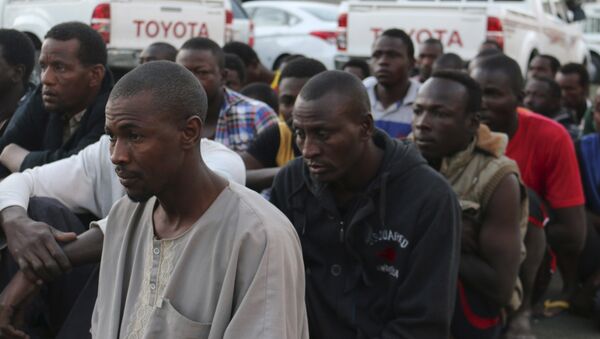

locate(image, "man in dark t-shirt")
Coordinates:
242 58 326 191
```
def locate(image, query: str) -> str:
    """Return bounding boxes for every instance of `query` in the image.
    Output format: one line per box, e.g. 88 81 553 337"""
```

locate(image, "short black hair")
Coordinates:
280 58 326 81
422 38 444 52
145 42 178 61
474 54 523 95
536 54 561 75
109 61 208 122
222 41 259 66
342 59 371 78
0 29 35 85
45 22 107 66
558 62 589 88
240 83 279 113
225 53 246 84
380 29 415 60
430 70 481 116
299 70 370 116
181 37 225 70
433 53 464 71
481 39 502 51
528 76 562 98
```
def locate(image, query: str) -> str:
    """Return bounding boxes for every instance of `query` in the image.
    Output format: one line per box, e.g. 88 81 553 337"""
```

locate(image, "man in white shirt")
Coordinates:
0 86 245 337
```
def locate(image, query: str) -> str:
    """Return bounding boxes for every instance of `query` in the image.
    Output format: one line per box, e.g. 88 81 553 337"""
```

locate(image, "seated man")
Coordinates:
177 38 278 152
527 54 560 80
412 70 525 338
138 41 177 64
223 41 275 85
0 22 112 174
0 96 244 337
0 29 36 137
471 54 586 326
414 38 443 83
242 57 326 191
556 62 590 126
364 29 420 138
224 53 246 91
0 61 306 338
342 59 371 80
270 71 461 338
524 76 580 140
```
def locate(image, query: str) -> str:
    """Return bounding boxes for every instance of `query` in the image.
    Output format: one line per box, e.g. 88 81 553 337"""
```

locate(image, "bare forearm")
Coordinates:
62 227 104 267
459 253 514 307
246 168 281 192
0 206 28 235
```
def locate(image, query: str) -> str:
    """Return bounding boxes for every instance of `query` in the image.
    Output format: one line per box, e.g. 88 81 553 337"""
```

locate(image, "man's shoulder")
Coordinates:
225 182 297 238
225 88 275 115
518 108 569 137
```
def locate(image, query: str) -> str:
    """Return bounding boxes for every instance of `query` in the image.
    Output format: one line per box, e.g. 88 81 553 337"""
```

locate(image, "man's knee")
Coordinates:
27 197 87 234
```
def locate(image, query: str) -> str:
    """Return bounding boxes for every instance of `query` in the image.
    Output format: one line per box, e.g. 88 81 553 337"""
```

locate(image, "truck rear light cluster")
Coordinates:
225 9 234 43
486 16 504 51
249 21 255 47
337 12 347 51
310 31 337 45
91 3 111 44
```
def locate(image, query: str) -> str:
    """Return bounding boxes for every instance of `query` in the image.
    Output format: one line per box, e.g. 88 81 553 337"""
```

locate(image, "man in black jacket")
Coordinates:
270 70 461 338
0 22 111 175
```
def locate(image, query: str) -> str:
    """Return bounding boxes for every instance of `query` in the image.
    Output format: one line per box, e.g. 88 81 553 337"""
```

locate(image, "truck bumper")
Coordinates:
107 49 140 70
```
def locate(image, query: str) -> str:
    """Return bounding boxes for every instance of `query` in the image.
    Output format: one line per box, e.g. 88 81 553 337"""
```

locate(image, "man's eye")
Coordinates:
129 133 142 141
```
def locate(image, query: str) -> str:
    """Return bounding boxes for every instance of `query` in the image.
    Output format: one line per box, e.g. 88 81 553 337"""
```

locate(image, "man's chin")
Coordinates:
42 102 59 113
126 192 153 203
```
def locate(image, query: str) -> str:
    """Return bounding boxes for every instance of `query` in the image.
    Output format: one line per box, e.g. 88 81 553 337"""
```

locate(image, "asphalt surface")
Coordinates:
532 276 599 338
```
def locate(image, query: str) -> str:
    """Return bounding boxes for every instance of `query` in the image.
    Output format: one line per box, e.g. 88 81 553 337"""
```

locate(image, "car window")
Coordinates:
252 7 289 26
542 0 553 14
231 0 249 19
300 7 338 22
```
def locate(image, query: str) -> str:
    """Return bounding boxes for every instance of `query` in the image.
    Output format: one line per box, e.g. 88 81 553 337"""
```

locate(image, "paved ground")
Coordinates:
532 275 599 338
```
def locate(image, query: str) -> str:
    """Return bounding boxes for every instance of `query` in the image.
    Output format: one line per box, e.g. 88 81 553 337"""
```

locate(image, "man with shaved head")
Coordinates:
0 61 307 338
270 70 461 338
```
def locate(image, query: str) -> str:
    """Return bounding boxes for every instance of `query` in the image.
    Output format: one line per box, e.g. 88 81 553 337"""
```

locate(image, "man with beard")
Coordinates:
363 29 420 138
0 22 111 174
270 70 461 338
0 61 307 339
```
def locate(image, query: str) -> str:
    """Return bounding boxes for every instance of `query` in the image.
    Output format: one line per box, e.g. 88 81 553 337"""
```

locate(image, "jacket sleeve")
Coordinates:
19 103 106 170
377 184 461 339
0 93 42 153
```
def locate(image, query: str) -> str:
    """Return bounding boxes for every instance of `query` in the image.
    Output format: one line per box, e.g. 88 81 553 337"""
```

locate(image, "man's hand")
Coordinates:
0 144 29 173
0 272 38 339
1 207 77 283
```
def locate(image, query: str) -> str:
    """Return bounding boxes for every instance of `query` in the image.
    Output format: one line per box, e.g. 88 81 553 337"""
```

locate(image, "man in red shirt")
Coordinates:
470 54 586 334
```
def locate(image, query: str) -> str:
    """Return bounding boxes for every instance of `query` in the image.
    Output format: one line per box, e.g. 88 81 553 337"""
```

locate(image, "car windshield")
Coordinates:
301 7 338 22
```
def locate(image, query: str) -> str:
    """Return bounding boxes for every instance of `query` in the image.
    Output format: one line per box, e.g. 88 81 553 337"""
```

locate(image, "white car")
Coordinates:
242 1 338 70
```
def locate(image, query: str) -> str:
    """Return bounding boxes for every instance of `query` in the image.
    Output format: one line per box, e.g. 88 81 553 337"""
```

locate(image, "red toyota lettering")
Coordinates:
448 30 463 47
146 20 159 38
160 21 173 38
133 20 144 37
198 23 209 38
173 22 186 38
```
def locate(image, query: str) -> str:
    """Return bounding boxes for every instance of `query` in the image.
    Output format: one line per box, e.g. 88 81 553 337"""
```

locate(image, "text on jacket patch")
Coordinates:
366 229 410 248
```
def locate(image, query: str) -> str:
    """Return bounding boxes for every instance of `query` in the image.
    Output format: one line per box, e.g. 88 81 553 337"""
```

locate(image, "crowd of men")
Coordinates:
0 20 597 339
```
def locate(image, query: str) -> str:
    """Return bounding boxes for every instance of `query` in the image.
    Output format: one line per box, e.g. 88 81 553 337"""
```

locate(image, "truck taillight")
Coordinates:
248 21 255 47
225 9 233 43
310 31 337 45
91 3 111 44
486 16 504 51
337 13 347 51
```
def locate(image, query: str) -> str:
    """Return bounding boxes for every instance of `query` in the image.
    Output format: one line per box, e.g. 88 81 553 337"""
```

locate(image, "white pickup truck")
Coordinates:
0 0 251 69
335 0 589 75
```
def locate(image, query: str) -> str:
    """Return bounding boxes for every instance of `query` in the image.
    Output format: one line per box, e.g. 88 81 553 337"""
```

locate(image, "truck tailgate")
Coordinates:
347 3 487 59
110 0 226 49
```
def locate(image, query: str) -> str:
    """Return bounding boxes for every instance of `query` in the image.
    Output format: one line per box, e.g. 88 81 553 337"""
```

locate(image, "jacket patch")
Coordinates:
376 264 399 279
376 246 397 262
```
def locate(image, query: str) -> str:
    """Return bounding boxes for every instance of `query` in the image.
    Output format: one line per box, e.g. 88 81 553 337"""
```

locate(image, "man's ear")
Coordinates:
360 113 375 140
88 64 105 88
180 115 203 150
467 111 480 134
